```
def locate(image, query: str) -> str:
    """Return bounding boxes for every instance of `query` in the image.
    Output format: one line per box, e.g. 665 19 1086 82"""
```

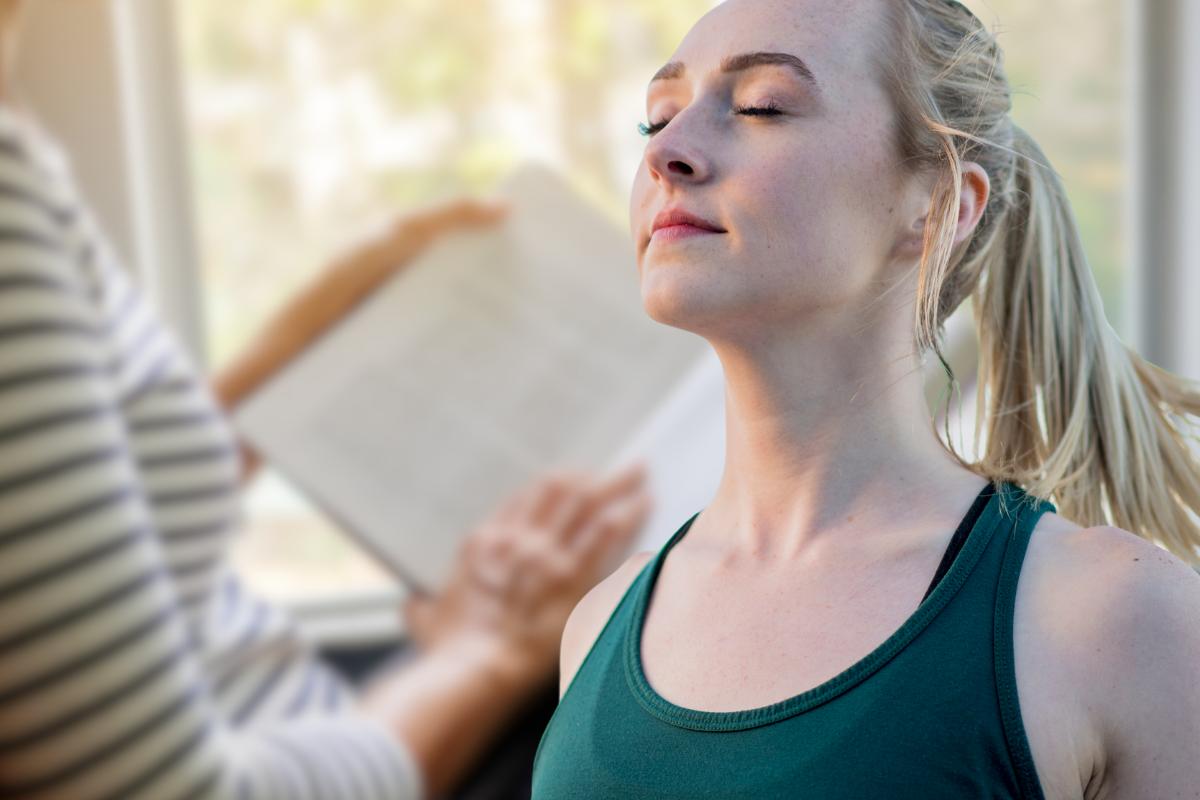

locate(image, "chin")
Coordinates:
638 265 728 332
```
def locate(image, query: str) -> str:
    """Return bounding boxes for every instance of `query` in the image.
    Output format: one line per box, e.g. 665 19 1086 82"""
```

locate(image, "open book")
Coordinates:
231 161 726 594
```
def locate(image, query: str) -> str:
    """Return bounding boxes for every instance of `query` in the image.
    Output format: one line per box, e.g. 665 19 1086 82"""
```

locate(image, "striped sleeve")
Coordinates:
0 117 424 799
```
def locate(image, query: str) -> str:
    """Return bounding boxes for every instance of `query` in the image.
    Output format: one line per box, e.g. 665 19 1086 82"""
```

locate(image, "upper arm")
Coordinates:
0 143 422 799
1075 527 1200 798
558 551 654 700
0 155 230 795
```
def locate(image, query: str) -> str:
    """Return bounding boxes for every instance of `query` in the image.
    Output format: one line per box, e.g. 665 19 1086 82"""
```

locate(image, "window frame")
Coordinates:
1128 0 1200 381
13 0 207 367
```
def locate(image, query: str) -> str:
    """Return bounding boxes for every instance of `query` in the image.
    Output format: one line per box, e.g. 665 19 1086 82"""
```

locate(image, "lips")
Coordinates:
651 206 725 235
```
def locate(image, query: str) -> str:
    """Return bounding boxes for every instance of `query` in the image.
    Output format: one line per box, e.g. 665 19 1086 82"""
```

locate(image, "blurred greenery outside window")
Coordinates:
178 0 1127 603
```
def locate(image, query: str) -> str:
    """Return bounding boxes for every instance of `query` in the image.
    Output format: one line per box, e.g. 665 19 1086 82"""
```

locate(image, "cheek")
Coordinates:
629 163 656 263
739 136 898 295
732 155 848 291
628 160 657 236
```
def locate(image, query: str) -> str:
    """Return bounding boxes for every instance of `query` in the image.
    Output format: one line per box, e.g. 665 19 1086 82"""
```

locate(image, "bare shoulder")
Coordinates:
558 550 656 699
1019 513 1200 796
1022 514 1200 649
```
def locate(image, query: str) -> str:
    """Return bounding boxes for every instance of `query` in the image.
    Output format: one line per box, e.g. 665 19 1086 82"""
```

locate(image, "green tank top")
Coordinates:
531 480 1056 799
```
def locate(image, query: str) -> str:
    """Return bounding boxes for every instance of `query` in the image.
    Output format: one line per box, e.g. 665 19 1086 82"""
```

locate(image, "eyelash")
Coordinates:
637 101 784 137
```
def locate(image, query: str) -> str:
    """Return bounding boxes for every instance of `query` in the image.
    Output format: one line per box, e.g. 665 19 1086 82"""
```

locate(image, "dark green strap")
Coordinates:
993 489 1055 800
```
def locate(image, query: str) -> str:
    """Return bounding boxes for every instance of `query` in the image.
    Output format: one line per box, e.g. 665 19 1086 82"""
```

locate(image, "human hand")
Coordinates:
401 461 653 686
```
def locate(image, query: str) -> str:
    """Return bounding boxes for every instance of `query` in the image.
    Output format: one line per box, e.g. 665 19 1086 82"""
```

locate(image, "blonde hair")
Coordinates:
880 0 1200 564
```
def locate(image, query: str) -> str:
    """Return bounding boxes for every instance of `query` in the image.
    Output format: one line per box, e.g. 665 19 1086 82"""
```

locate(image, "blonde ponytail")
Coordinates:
884 0 1200 564
972 127 1200 563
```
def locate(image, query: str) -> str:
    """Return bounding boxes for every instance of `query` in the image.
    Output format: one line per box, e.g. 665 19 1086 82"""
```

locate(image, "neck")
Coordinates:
698 314 980 562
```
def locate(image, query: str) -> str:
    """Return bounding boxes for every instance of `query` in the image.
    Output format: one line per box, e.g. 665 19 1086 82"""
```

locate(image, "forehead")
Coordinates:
659 0 885 94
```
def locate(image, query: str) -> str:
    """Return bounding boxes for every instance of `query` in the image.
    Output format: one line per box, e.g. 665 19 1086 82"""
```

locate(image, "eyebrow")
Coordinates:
648 51 820 91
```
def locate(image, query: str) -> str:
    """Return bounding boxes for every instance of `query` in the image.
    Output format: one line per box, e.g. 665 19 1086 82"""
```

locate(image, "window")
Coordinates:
965 0 1129 334
176 0 1132 603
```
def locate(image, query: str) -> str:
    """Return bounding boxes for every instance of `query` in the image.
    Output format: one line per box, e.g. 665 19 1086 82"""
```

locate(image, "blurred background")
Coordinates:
11 0 1199 644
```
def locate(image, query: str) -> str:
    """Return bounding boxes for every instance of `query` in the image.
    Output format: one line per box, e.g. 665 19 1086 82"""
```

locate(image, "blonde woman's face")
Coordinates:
629 0 921 340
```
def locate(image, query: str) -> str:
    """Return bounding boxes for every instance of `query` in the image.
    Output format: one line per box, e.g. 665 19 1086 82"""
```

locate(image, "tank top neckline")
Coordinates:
623 479 1010 732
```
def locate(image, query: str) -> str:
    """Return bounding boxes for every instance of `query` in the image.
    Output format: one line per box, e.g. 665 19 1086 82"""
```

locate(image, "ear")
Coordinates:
952 161 990 247
896 162 991 261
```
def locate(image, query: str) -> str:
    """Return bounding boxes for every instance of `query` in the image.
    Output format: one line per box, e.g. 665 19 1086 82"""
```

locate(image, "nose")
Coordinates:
644 120 712 185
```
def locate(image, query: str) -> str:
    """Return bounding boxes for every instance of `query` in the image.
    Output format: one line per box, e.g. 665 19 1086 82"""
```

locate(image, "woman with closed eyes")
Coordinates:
531 0 1200 798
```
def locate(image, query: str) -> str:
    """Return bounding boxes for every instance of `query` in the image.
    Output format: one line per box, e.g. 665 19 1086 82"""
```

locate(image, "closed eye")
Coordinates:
637 102 785 137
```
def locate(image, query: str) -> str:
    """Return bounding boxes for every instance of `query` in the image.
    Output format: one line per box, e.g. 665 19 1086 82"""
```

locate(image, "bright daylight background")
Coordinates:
175 0 1130 601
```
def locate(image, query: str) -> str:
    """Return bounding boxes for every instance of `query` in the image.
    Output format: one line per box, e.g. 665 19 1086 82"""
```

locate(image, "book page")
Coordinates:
232 161 708 591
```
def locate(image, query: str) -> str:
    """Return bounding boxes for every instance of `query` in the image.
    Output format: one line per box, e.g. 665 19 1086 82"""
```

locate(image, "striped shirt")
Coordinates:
0 105 424 799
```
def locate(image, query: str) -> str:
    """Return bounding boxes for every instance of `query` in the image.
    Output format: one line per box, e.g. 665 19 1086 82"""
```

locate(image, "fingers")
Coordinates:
492 467 587 529
465 462 652 593
566 480 653 566
492 483 532 527
560 460 648 538
496 461 649 530
526 468 592 528
404 196 512 241
542 481 595 542
428 462 654 661
594 461 650 503
401 592 437 645
466 524 517 594
433 197 510 228
459 197 511 223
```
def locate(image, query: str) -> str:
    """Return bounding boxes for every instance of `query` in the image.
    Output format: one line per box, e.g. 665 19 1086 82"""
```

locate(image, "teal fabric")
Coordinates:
531 480 1055 799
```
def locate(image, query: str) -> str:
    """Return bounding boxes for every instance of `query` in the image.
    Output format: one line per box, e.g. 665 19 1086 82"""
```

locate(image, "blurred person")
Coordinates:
534 0 1200 797
0 0 652 798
